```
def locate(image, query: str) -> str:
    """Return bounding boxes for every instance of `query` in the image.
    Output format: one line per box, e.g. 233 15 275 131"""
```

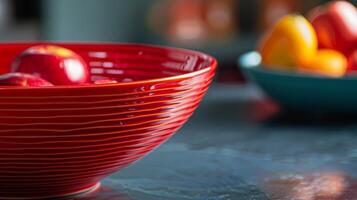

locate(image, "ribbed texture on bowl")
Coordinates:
0 43 216 199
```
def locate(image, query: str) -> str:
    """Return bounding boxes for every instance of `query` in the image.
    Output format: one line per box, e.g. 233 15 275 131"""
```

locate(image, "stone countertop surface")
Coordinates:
75 84 357 200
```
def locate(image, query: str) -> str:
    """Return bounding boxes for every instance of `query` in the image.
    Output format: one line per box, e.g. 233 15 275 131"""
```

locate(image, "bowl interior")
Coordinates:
0 43 215 84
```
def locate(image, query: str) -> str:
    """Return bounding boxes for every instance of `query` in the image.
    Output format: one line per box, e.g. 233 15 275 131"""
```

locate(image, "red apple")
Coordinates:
348 49 357 71
0 73 53 87
12 45 89 85
308 1 357 54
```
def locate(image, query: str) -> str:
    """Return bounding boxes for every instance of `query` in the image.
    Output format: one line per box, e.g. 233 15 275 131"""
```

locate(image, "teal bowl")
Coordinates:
239 51 357 113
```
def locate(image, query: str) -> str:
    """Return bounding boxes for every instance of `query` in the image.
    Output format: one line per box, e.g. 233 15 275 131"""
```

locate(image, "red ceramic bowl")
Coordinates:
0 42 216 199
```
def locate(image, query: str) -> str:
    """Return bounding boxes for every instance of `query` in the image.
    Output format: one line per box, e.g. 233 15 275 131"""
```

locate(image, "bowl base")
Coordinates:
0 182 101 200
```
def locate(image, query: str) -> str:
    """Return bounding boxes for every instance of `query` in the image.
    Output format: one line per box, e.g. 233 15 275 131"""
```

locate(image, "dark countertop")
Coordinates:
74 84 357 200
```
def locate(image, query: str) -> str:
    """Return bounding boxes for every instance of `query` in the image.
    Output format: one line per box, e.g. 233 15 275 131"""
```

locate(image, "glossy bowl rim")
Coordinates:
0 42 217 90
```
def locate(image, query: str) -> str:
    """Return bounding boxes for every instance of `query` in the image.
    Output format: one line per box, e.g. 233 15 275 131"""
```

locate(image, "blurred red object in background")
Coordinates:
204 0 237 39
259 0 301 31
148 0 237 46
167 0 207 44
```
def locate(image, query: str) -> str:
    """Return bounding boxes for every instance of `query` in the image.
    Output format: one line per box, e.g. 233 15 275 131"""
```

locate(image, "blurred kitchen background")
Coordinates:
1 0 354 82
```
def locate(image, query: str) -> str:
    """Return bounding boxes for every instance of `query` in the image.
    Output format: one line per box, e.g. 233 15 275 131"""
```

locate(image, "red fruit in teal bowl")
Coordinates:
309 1 357 54
348 50 357 72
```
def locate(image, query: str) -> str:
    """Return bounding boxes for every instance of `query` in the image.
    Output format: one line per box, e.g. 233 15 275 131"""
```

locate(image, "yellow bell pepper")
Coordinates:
258 15 318 70
298 49 347 77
